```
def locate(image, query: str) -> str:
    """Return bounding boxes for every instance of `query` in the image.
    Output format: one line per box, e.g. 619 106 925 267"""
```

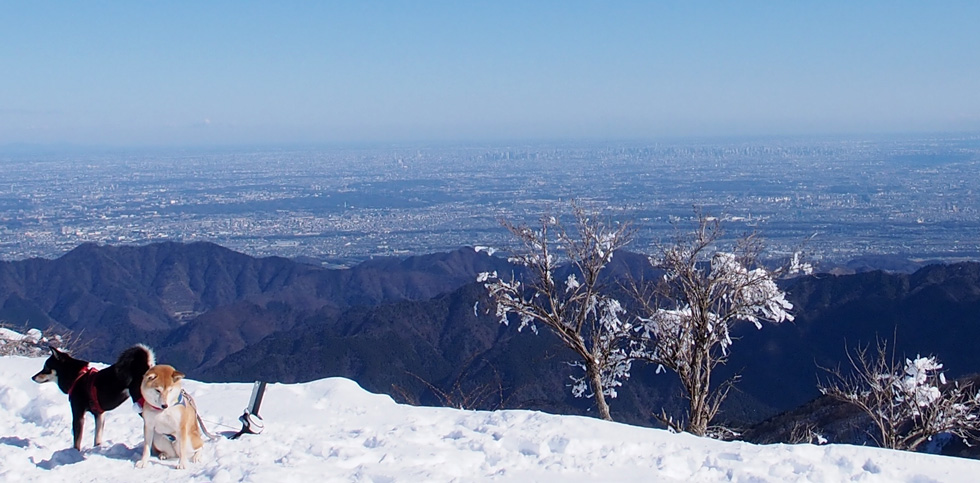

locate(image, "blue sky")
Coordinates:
2 2 978 146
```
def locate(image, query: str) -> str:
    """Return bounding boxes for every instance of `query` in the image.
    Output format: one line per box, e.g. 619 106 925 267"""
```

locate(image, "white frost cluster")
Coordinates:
592 298 633 398
565 273 580 292
897 356 945 410
711 252 794 328
637 251 793 363
476 271 497 283
473 245 497 256
789 251 814 275
592 230 619 260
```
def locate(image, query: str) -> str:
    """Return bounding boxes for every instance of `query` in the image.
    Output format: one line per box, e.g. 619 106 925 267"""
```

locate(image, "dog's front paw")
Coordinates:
176 461 187 470
135 459 148 469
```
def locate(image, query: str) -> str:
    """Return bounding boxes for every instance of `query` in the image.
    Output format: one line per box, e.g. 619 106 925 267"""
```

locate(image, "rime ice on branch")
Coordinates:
479 205 633 421
631 214 798 436
820 339 980 451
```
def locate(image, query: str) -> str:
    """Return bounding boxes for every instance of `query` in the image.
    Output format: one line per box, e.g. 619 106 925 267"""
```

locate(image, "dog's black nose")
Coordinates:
161 404 169 409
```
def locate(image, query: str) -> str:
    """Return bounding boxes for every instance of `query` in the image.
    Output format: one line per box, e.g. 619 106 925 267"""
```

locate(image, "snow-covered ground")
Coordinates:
2 355 979 482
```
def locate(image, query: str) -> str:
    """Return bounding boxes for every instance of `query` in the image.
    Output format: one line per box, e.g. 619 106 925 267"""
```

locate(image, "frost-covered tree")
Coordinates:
819 339 980 451
479 206 632 421
0 324 83 357
632 215 801 436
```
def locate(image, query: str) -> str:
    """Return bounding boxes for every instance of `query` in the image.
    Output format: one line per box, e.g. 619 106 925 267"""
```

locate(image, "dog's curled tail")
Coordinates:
117 343 156 370
118 344 156 406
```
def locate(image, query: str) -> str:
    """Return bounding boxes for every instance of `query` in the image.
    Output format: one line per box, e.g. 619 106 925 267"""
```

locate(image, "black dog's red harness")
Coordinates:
68 366 103 414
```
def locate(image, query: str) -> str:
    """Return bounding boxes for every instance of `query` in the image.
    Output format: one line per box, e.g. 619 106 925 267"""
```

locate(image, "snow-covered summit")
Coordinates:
3 356 979 482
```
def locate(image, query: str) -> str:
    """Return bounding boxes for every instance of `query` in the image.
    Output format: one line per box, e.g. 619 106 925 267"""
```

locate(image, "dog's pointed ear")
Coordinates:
50 347 65 359
144 372 157 382
173 371 185 382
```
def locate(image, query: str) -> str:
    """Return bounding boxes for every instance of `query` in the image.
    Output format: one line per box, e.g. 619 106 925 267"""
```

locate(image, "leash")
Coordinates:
180 389 220 441
138 382 268 441
199 418 240 431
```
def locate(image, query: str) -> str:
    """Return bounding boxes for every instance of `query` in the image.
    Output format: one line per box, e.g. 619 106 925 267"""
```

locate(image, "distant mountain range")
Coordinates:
3 242 980 440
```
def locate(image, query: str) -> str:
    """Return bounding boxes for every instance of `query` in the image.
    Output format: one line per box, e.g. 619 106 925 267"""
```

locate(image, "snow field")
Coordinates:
2 356 978 482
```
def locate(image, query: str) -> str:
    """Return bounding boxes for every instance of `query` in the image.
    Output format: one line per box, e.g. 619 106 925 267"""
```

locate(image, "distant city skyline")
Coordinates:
2 2 979 147
4 138 978 266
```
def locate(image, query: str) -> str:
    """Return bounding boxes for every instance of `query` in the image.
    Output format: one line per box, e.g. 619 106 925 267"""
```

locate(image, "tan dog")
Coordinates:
135 364 203 469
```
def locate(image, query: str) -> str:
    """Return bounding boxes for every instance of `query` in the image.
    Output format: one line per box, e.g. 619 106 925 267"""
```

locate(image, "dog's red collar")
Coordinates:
136 389 190 411
138 396 161 411
68 366 104 414
137 391 185 412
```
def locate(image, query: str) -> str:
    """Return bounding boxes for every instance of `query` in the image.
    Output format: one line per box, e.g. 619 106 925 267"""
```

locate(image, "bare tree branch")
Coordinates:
480 203 633 421
631 212 798 436
819 337 980 451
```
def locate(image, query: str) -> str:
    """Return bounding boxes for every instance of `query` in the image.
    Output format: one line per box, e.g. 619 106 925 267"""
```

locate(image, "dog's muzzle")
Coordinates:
32 372 55 383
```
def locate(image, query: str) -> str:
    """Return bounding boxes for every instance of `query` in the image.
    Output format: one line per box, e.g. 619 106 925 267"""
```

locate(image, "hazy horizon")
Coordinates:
7 130 980 154
3 2 979 147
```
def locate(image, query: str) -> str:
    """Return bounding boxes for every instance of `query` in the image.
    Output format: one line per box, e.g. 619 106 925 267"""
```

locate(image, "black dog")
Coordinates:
32 345 155 450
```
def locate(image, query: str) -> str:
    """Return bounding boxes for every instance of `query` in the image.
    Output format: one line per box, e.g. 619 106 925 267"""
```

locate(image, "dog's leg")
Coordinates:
190 440 202 463
176 437 188 469
93 412 105 447
135 418 154 468
190 437 202 463
176 429 192 469
71 407 85 451
152 433 177 460
190 424 204 463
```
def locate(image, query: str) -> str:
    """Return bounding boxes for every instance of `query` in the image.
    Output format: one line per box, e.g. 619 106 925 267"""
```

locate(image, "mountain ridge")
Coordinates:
3 241 980 434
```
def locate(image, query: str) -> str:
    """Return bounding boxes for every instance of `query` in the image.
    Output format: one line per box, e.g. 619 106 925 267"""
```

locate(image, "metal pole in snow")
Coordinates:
230 381 267 439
